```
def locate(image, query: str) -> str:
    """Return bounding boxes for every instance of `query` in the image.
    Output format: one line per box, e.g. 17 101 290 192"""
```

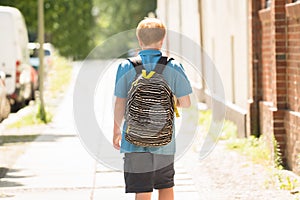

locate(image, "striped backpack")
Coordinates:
125 56 179 147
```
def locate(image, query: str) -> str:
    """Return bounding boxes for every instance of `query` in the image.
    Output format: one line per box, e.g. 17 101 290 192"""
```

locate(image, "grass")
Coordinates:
198 109 211 127
4 55 71 128
219 119 238 140
47 55 72 97
0 55 72 175
198 109 300 192
6 109 52 129
198 109 238 140
226 135 271 166
199 109 272 166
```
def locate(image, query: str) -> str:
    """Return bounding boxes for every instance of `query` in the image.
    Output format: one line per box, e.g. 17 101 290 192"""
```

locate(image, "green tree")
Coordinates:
94 0 156 43
44 0 95 59
0 0 95 60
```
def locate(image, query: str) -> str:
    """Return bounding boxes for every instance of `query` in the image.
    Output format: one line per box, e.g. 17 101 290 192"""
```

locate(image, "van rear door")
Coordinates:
0 12 16 95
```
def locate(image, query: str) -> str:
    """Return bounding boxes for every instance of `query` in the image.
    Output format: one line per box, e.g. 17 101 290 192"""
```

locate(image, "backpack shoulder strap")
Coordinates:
154 56 174 74
127 56 144 74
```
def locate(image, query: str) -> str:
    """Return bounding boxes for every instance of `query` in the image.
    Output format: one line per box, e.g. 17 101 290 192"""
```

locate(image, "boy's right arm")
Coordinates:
113 97 127 150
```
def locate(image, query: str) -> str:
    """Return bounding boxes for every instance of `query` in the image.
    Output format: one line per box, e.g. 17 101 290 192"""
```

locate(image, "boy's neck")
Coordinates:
142 47 160 50
140 40 163 50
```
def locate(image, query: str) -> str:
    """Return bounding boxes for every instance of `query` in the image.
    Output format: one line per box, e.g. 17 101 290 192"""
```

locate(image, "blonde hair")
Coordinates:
136 18 166 46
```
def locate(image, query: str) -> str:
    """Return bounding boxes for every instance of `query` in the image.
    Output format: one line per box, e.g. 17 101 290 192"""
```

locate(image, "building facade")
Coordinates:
250 0 300 172
157 0 300 173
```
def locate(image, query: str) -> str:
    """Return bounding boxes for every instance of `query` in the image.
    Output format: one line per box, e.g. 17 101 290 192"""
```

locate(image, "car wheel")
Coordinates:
2 97 11 119
0 97 10 121
31 83 36 100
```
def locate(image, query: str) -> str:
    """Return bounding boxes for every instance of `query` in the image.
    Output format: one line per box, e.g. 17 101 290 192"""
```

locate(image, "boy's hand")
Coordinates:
113 128 121 150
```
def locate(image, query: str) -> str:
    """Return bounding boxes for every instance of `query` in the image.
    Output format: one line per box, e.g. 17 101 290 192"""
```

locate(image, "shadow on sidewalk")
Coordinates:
0 167 8 178
0 180 23 187
0 168 25 188
0 134 76 145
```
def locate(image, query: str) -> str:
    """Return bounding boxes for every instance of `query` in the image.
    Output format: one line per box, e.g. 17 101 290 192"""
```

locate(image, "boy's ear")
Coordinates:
138 40 144 48
159 40 164 46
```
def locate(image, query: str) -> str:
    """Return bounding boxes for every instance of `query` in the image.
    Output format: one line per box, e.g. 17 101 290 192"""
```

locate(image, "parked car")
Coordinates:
28 42 54 72
127 48 139 57
0 71 11 121
28 65 38 102
0 6 34 109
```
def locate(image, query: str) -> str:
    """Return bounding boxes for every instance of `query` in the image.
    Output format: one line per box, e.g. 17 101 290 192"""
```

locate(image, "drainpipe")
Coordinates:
198 0 206 102
165 0 170 56
179 0 182 60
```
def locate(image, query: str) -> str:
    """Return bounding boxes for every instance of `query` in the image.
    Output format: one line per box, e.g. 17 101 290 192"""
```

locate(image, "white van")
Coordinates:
0 6 33 108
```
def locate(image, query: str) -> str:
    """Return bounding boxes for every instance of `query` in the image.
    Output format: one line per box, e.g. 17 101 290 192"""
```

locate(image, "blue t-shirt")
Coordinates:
114 49 193 155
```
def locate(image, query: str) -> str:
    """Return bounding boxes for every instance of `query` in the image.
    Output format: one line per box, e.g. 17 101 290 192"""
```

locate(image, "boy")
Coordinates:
113 18 192 200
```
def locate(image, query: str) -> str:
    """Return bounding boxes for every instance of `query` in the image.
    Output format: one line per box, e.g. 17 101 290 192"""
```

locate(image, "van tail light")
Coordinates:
1 79 5 86
16 60 21 83
0 77 5 86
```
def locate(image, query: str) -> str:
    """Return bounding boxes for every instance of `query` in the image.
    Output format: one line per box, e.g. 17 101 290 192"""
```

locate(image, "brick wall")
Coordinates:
259 8 273 103
247 0 263 137
250 0 300 173
285 1 300 172
285 112 300 173
286 3 300 113
256 0 287 162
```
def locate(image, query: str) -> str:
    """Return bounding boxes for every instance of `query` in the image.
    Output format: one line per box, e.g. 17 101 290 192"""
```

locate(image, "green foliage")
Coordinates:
0 0 96 60
198 110 300 192
198 110 238 140
198 110 211 130
276 172 298 190
266 169 299 191
219 120 238 140
94 0 156 39
47 56 72 96
93 0 156 53
0 0 156 59
227 135 272 166
36 102 52 123
0 0 37 35
272 134 283 169
44 0 95 60
6 108 52 129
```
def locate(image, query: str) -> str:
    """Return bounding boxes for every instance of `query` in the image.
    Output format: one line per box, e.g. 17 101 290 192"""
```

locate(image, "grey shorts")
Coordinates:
123 152 175 193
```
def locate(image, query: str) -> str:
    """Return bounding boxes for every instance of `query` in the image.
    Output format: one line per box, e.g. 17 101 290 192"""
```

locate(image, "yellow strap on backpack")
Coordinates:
142 70 155 79
174 96 180 117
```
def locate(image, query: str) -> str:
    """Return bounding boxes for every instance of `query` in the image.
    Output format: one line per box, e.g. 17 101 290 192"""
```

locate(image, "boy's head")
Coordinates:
136 18 166 48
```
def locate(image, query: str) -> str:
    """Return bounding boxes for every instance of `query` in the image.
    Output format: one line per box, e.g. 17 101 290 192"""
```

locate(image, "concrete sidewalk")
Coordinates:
1 60 298 200
0 128 199 200
0 62 200 199
0 110 200 200
0 113 199 199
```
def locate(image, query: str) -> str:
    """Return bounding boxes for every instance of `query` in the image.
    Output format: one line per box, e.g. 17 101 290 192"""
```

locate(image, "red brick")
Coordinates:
274 13 286 19
274 6 286 13
275 34 287 40
275 47 287 53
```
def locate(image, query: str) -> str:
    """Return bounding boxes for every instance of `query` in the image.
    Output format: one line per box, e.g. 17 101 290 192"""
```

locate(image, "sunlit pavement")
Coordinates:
0 60 200 200
1 60 296 200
